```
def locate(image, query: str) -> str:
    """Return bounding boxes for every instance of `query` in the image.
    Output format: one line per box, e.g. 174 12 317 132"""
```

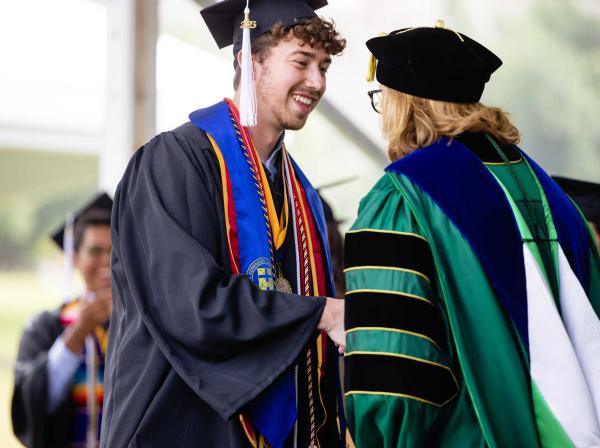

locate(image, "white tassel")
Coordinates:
240 4 257 127
62 212 74 303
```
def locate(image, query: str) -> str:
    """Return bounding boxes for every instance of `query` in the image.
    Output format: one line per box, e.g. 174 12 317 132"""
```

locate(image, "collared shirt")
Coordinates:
262 133 285 182
47 336 81 412
261 134 286 217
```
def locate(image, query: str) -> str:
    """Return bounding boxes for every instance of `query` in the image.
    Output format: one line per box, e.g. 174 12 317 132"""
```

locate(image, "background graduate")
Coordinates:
343 22 600 447
101 1 347 447
12 193 113 448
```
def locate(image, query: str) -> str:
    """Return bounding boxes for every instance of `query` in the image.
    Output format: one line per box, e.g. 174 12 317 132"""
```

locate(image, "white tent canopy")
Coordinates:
1 0 598 223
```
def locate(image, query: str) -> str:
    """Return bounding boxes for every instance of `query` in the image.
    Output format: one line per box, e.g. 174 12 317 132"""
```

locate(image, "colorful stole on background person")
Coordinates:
60 300 107 448
189 99 335 448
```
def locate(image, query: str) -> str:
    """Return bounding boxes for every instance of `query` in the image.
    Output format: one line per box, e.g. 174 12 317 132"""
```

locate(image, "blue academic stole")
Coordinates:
190 100 337 448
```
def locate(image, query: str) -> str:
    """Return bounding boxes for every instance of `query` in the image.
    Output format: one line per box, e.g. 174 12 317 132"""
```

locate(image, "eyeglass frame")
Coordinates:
367 89 382 113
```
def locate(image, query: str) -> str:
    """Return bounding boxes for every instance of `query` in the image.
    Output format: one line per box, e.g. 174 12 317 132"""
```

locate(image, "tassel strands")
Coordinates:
366 32 387 82
365 53 377 83
240 2 258 127
62 212 75 303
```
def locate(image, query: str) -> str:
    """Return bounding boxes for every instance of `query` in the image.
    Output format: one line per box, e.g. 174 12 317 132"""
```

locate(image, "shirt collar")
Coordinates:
263 132 285 180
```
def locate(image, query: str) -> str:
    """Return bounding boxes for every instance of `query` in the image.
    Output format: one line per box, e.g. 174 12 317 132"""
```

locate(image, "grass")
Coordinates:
0 270 60 448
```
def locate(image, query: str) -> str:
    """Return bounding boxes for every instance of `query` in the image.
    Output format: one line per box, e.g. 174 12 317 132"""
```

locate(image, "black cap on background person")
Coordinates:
51 192 113 251
553 176 600 251
552 176 600 227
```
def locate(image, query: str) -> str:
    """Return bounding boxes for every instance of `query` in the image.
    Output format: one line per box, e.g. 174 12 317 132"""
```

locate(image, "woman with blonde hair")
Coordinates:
344 22 600 447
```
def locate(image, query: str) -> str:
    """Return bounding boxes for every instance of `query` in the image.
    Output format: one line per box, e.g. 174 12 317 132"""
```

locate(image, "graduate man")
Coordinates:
12 193 113 448
101 1 346 447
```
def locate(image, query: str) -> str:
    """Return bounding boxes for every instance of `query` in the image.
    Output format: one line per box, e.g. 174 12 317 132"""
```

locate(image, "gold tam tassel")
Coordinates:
366 32 387 82
365 53 377 82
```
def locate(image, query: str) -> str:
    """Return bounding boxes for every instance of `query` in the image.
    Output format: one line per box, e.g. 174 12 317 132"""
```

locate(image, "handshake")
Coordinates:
317 298 345 354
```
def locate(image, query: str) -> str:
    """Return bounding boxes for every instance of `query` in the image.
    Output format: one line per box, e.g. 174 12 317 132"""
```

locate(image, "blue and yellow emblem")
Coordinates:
247 257 275 291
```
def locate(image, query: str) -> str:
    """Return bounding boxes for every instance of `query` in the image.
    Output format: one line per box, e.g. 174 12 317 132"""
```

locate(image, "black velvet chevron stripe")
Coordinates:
346 291 446 350
344 230 434 281
455 132 522 163
345 353 458 406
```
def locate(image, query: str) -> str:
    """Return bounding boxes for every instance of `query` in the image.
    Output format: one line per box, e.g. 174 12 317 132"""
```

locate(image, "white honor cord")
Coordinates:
284 151 302 293
85 291 97 448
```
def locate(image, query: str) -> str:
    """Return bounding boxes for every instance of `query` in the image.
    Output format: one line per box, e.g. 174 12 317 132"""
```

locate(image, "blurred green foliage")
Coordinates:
0 149 98 268
485 0 600 181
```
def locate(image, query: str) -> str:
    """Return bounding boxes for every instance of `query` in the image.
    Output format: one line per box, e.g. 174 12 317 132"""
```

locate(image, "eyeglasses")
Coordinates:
368 89 382 113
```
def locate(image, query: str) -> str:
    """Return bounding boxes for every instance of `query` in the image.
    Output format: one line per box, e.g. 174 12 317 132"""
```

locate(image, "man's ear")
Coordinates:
236 49 259 70
236 48 243 68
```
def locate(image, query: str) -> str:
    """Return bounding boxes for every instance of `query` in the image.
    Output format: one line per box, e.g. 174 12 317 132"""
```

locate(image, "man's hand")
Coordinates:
64 288 112 354
317 298 345 353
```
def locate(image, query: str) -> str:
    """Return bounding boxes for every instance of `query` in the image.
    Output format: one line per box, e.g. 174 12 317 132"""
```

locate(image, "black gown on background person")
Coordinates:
12 309 71 448
12 194 112 448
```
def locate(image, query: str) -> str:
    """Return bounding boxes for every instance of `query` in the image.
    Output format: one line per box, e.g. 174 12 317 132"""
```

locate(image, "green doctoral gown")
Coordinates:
344 132 600 448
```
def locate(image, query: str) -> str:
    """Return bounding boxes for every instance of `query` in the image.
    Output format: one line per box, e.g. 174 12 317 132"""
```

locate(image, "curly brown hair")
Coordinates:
233 16 346 90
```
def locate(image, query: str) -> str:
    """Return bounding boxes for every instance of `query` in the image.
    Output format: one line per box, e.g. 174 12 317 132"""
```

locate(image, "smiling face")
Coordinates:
73 224 112 293
253 37 331 131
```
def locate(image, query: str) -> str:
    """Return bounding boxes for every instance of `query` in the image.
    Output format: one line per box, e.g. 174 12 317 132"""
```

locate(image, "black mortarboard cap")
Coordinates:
201 0 328 55
50 192 113 250
366 22 502 103
553 176 600 226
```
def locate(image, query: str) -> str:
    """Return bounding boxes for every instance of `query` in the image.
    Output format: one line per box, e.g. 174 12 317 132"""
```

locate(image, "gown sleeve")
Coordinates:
343 175 459 448
11 310 65 448
109 128 326 420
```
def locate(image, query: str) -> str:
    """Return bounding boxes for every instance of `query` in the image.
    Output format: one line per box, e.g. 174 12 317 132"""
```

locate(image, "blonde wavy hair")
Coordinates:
380 86 521 161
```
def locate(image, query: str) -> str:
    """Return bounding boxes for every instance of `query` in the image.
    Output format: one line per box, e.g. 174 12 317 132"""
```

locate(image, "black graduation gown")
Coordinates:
101 122 340 447
11 309 74 448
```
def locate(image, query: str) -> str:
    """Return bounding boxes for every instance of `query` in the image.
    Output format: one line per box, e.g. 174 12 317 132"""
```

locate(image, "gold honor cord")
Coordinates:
253 144 289 250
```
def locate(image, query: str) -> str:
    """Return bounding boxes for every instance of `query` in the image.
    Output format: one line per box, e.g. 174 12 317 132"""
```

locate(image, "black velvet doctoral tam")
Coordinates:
367 25 502 103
